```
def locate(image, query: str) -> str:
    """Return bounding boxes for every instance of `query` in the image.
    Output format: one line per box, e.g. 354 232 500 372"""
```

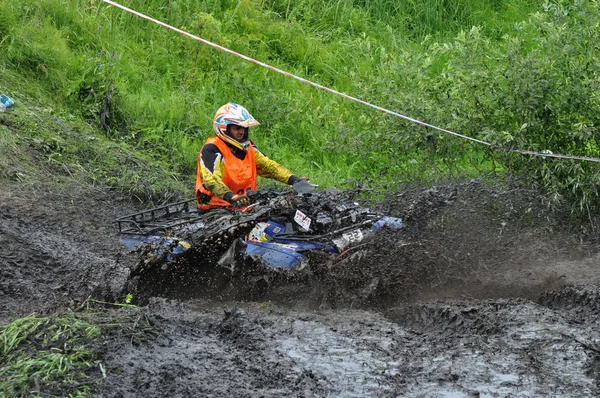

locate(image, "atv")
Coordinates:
117 181 403 299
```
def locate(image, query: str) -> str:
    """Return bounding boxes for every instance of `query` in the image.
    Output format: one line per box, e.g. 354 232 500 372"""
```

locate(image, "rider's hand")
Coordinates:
288 175 310 185
291 178 315 194
230 194 251 208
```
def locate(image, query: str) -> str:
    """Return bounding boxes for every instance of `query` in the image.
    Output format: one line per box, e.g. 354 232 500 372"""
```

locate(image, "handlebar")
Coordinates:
246 180 316 202
239 181 316 212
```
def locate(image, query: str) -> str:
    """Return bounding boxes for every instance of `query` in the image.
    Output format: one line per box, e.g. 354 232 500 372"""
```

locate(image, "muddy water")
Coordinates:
96 286 600 397
96 181 600 397
387 296 598 396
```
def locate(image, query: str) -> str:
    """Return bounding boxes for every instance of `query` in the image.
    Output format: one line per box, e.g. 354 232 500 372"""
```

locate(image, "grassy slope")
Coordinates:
2 0 600 209
0 63 189 203
0 0 551 195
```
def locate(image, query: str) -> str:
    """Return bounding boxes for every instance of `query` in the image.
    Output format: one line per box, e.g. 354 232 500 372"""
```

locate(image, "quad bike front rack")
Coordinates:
116 198 202 235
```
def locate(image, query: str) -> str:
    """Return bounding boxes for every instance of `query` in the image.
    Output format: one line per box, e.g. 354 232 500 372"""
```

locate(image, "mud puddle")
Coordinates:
95 285 600 397
95 180 600 397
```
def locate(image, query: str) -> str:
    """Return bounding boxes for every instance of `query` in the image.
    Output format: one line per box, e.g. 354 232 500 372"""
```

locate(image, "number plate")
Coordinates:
294 210 311 230
342 229 364 244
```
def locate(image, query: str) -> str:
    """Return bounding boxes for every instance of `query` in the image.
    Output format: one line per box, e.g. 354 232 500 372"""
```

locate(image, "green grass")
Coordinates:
0 300 157 398
264 0 542 40
0 316 101 397
1 0 532 179
1 0 599 213
0 63 190 203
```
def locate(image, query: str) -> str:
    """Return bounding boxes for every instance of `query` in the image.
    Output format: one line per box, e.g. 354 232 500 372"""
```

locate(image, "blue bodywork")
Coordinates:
243 220 335 269
243 217 403 269
121 215 404 270
120 235 190 262
372 216 404 232
245 241 335 269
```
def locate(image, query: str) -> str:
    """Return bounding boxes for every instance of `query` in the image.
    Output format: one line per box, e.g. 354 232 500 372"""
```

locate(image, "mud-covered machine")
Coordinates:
117 181 404 271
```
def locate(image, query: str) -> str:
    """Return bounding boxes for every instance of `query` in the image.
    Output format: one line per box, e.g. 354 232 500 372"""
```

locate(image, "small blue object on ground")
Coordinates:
0 94 14 108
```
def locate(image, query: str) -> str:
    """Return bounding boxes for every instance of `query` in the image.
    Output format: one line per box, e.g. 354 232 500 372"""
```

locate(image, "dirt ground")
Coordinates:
2 179 600 397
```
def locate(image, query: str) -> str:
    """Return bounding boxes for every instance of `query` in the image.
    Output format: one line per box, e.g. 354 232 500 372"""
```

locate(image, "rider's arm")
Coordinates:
200 144 233 200
254 146 295 184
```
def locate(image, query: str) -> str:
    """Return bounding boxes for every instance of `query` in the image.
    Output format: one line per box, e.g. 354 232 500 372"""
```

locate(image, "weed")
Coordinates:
0 299 158 397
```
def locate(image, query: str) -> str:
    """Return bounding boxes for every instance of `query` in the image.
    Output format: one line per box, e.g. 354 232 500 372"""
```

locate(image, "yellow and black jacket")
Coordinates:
195 136 294 210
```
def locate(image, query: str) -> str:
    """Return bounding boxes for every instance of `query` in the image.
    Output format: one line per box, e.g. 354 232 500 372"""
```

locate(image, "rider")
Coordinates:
195 102 308 210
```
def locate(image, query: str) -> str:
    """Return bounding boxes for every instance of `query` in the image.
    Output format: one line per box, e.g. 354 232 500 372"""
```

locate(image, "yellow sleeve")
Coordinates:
255 150 293 184
200 152 232 199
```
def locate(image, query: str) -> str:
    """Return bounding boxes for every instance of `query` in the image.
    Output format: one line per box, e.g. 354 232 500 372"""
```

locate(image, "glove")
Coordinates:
288 175 310 185
229 193 251 208
291 179 315 194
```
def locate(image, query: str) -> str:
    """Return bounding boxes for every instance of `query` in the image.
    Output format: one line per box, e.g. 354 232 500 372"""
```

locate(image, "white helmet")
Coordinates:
213 102 260 151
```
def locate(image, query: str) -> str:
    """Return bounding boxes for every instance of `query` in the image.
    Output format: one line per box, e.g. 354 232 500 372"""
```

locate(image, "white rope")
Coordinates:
100 0 600 163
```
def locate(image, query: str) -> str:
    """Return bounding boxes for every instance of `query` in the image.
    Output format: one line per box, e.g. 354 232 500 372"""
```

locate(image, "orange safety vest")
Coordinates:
195 136 257 210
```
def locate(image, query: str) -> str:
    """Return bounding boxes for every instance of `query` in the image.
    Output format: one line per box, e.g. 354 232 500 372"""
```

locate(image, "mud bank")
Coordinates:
0 184 134 322
2 179 600 397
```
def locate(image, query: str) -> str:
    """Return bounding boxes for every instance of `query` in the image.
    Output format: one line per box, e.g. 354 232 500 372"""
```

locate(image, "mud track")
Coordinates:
2 179 600 397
